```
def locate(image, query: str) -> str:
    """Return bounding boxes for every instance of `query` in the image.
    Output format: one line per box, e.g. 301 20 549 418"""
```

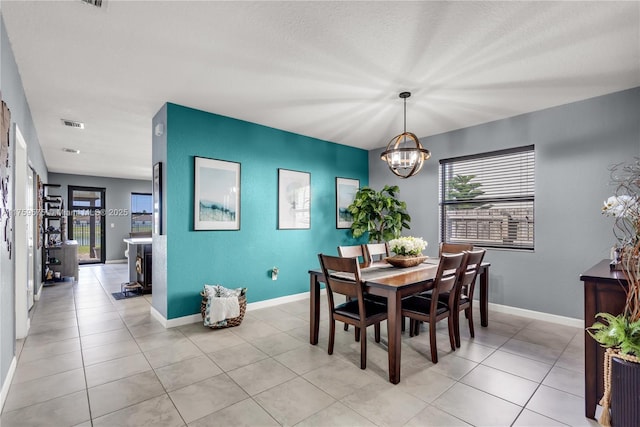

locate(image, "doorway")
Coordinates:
68 186 106 264
14 125 31 338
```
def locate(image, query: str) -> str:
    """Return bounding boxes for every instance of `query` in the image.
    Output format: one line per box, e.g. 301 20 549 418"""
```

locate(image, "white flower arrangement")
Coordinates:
388 236 427 256
603 194 640 246
603 195 638 219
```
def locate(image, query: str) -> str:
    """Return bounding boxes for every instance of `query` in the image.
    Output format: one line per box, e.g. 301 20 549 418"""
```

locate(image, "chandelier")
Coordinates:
380 92 430 178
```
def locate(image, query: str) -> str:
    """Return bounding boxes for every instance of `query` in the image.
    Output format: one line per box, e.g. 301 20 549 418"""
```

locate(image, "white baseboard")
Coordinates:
34 282 44 301
1 356 17 412
245 290 312 311
150 306 168 328
149 290 318 329
105 259 127 264
487 301 583 328
149 289 582 330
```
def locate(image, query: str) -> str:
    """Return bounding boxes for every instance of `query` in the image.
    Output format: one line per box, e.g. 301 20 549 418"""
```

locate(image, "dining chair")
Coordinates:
337 244 366 331
318 254 388 369
449 248 486 347
401 252 465 363
364 242 390 265
343 244 394 325
439 242 473 256
338 245 367 267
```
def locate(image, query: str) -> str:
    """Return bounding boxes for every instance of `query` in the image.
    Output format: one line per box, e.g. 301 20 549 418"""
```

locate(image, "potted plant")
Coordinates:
587 158 640 426
347 185 411 243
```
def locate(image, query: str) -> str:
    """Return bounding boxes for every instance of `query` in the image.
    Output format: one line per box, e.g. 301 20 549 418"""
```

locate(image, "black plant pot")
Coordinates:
611 357 640 427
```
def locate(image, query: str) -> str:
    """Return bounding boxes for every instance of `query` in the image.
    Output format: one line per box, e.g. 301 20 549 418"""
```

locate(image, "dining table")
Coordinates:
308 258 491 384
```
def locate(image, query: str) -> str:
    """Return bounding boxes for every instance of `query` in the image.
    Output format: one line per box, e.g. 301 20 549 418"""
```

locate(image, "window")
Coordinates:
439 145 535 250
131 193 152 233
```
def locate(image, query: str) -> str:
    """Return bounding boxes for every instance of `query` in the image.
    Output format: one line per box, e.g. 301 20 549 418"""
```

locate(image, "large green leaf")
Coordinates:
587 313 640 356
348 185 411 243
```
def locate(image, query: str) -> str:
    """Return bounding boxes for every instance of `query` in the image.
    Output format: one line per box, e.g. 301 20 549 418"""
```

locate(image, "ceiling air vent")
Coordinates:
61 119 85 129
80 0 103 8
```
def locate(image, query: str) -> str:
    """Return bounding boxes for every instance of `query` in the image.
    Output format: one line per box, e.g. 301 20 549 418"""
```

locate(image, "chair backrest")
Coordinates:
439 242 473 256
431 252 466 302
337 245 367 267
456 249 486 302
319 253 365 307
364 242 389 265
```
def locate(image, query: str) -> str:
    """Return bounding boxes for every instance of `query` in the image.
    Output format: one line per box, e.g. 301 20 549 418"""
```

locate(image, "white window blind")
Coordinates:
439 145 535 250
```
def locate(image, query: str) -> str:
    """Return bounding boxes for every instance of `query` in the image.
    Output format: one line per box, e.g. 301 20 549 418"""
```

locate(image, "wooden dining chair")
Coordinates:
449 249 486 347
439 242 473 256
338 245 367 266
364 242 390 265
318 254 388 369
341 243 397 331
401 252 465 363
337 244 366 331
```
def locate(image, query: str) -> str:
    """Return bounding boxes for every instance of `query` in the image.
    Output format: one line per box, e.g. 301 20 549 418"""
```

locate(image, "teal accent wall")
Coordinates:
164 103 368 319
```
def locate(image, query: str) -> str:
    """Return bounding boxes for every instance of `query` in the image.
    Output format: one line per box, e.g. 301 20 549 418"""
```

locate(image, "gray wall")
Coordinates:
1 14 49 399
48 173 151 262
151 105 167 318
370 87 640 320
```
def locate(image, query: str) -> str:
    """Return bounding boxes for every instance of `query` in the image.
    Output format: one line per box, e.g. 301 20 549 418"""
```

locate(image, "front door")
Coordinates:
68 186 106 264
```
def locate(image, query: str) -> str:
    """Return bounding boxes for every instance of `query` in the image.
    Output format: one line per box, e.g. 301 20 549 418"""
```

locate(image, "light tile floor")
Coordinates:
1 263 600 426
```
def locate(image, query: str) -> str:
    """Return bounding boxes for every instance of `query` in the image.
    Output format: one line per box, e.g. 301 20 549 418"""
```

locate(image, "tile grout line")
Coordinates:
92 264 193 426
74 269 97 427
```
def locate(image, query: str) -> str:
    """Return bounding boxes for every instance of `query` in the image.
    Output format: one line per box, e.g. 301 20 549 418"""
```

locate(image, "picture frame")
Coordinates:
278 168 310 229
152 162 162 235
194 156 240 230
336 177 359 229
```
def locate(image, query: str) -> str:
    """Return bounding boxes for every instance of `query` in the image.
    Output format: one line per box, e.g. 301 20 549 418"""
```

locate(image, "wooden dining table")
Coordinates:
308 259 491 384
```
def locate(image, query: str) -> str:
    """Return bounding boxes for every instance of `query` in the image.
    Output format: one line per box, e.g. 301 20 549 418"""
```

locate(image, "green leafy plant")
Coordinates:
347 185 411 243
587 312 640 356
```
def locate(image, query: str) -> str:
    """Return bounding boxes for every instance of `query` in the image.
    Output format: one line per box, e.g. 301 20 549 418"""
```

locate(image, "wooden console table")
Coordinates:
580 259 628 419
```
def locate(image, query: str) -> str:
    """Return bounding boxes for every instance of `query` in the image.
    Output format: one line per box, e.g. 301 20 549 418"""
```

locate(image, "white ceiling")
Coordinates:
2 1 639 181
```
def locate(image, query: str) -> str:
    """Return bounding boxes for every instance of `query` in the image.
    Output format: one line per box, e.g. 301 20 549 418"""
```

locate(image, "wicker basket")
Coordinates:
200 288 247 328
385 255 428 268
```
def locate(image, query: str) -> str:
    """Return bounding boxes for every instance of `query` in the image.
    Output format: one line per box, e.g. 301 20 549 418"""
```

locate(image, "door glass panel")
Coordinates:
69 187 105 264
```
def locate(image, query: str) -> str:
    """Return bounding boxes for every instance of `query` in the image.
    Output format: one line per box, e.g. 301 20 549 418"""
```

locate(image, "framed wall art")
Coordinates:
153 162 162 235
194 156 240 230
278 168 310 229
336 177 359 229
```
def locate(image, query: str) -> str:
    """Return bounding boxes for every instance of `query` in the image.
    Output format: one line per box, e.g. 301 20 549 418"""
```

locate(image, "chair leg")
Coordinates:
374 323 381 343
344 296 351 331
401 316 405 332
328 319 335 355
360 326 367 369
414 320 420 336
355 327 360 341
454 309 462 348
409 319 415 337
467 307 475 338
429 322 439 364
447 314 456 351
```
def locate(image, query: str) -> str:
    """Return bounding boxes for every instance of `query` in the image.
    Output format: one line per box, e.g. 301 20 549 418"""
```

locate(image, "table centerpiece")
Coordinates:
386 236 428 268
